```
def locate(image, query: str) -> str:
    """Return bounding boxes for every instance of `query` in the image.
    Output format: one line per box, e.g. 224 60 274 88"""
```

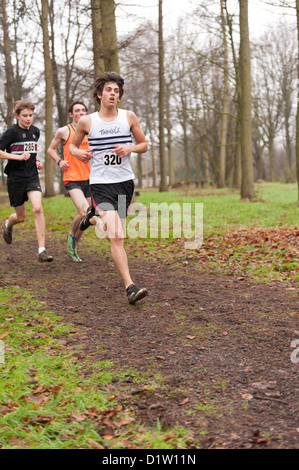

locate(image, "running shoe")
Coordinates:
79 206 93 231
126 284 148 305
38 250 53 263
3 220 12 244
67 234 82 262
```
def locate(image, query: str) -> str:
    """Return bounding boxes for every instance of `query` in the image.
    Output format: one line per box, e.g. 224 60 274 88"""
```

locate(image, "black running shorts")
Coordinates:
7 175 42 207
64 180 91 198
90 179 134 219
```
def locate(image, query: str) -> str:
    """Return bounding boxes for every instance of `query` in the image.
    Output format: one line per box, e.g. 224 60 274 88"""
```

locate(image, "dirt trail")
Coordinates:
0 233 298 449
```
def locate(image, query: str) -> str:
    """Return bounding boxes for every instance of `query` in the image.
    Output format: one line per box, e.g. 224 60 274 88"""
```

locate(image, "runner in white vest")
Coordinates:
69 72 148 305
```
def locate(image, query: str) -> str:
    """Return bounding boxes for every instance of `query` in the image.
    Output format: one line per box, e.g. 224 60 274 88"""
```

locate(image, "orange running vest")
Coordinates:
63 124 90 182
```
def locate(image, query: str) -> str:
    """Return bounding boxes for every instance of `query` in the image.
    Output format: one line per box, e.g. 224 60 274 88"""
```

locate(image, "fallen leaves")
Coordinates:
179 398 189 406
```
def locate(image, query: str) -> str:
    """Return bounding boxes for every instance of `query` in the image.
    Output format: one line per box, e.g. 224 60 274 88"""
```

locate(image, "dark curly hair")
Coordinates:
93 71 124 105
68 101 87 114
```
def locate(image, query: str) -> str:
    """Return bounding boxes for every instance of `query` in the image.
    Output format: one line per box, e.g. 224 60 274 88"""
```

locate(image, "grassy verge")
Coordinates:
0 182 298 283
126 183 299 284
0 288 192 449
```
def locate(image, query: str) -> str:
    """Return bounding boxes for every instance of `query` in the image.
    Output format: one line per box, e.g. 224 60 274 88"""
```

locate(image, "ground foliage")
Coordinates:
0 218 298 448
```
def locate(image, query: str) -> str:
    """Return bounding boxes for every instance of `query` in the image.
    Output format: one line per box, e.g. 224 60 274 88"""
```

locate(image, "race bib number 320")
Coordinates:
103 153 122 166
24 141 37 153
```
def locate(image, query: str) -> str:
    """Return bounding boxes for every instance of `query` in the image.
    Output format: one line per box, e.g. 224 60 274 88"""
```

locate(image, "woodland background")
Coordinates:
0 0 298 200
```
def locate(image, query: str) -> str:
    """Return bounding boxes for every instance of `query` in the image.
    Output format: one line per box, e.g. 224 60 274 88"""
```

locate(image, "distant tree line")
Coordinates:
0 0 298 200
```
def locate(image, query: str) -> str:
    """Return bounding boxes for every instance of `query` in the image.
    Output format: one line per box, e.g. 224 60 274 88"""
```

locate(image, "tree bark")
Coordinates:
41 0 54 197
296 0 299 200
239 0 255 199
158 0 168 191
91 0 105 79
218 0 229 188
100 0 119 73
0 0 14 127
0 0 14 188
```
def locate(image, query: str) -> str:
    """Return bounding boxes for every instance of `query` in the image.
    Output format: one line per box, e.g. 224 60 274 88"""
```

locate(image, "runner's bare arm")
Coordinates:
113 111 148 158
0 150 30 161
69 115 92 163
47 126 70 171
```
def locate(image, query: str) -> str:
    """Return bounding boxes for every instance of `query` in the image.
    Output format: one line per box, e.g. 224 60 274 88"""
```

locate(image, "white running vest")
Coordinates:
87 109 135 184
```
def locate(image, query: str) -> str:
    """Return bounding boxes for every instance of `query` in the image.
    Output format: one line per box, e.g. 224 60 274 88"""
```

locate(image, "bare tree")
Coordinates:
218 0 229 188
0 0 14 127
91 0 104 79
296 0 299 200
41 0 54 197
158 0 167 191
100 0 119 72
239 0 254 199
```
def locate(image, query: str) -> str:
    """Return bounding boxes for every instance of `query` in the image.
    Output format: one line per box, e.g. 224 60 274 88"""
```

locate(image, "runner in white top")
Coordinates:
69 71 148 305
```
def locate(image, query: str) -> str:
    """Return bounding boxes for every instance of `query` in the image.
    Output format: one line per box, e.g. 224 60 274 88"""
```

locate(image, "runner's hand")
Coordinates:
59 160 70 171
113 145 132 158
73 149 93 163
19 152 30 161
36 160 44 170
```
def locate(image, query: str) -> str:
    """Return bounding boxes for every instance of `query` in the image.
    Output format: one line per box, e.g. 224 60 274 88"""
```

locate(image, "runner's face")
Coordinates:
16 109 34 130
98 82 120 108
70 104 87 124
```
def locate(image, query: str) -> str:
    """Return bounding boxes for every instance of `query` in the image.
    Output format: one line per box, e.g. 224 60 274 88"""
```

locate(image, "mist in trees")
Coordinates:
0 0 298 199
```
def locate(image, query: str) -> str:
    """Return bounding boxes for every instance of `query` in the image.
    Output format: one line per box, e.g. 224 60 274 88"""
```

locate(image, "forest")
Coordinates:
0 0 298 199
1 0 299 451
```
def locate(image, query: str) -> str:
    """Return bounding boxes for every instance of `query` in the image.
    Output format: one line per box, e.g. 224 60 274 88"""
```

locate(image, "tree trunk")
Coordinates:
158 0 167 191
49 0 65 194
296 0 299 200
91 0 105 79
0 0 14 188
218 0 229 188
147 115 158 187
137 155 143 188
100 0 119 73
268 133 276 181
1 0 14 127
285 116 292 183
41 0 54 197
166 92 175 186
239 0 255 199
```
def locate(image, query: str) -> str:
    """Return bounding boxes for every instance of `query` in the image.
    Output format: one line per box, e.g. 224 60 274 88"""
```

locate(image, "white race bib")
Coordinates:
103 153 122 166
24 141 37 153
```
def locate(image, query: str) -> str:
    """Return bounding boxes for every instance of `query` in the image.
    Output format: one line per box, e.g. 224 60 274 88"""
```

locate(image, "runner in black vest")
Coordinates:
0 100 53 262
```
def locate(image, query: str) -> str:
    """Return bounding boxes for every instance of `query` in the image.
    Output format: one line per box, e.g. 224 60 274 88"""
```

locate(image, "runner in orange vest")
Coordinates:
48 101 93 262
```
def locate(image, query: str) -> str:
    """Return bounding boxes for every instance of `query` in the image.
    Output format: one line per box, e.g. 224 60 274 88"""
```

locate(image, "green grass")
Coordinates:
0 288 193 449
135 182 298 231
0 182 298 447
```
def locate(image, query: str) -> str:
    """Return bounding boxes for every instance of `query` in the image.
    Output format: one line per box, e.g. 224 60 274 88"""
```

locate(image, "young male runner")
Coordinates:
68 71 148 304
47 101 92 262
0 100 53 262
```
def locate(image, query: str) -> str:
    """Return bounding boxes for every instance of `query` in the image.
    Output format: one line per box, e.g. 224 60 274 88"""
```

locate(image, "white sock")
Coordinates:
38 247 46 254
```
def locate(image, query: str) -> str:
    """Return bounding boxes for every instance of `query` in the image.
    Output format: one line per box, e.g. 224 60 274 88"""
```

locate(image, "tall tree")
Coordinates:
158 0 167 191
41 0 54 197
218 0 229 188
91 0 105 79
100 0 119 72
239 0 254 199
296 0 299 200
0 0 14 127
0 0 14 187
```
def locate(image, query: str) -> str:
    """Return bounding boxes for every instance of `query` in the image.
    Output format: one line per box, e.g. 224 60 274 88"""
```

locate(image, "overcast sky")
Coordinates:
116 0 296 37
